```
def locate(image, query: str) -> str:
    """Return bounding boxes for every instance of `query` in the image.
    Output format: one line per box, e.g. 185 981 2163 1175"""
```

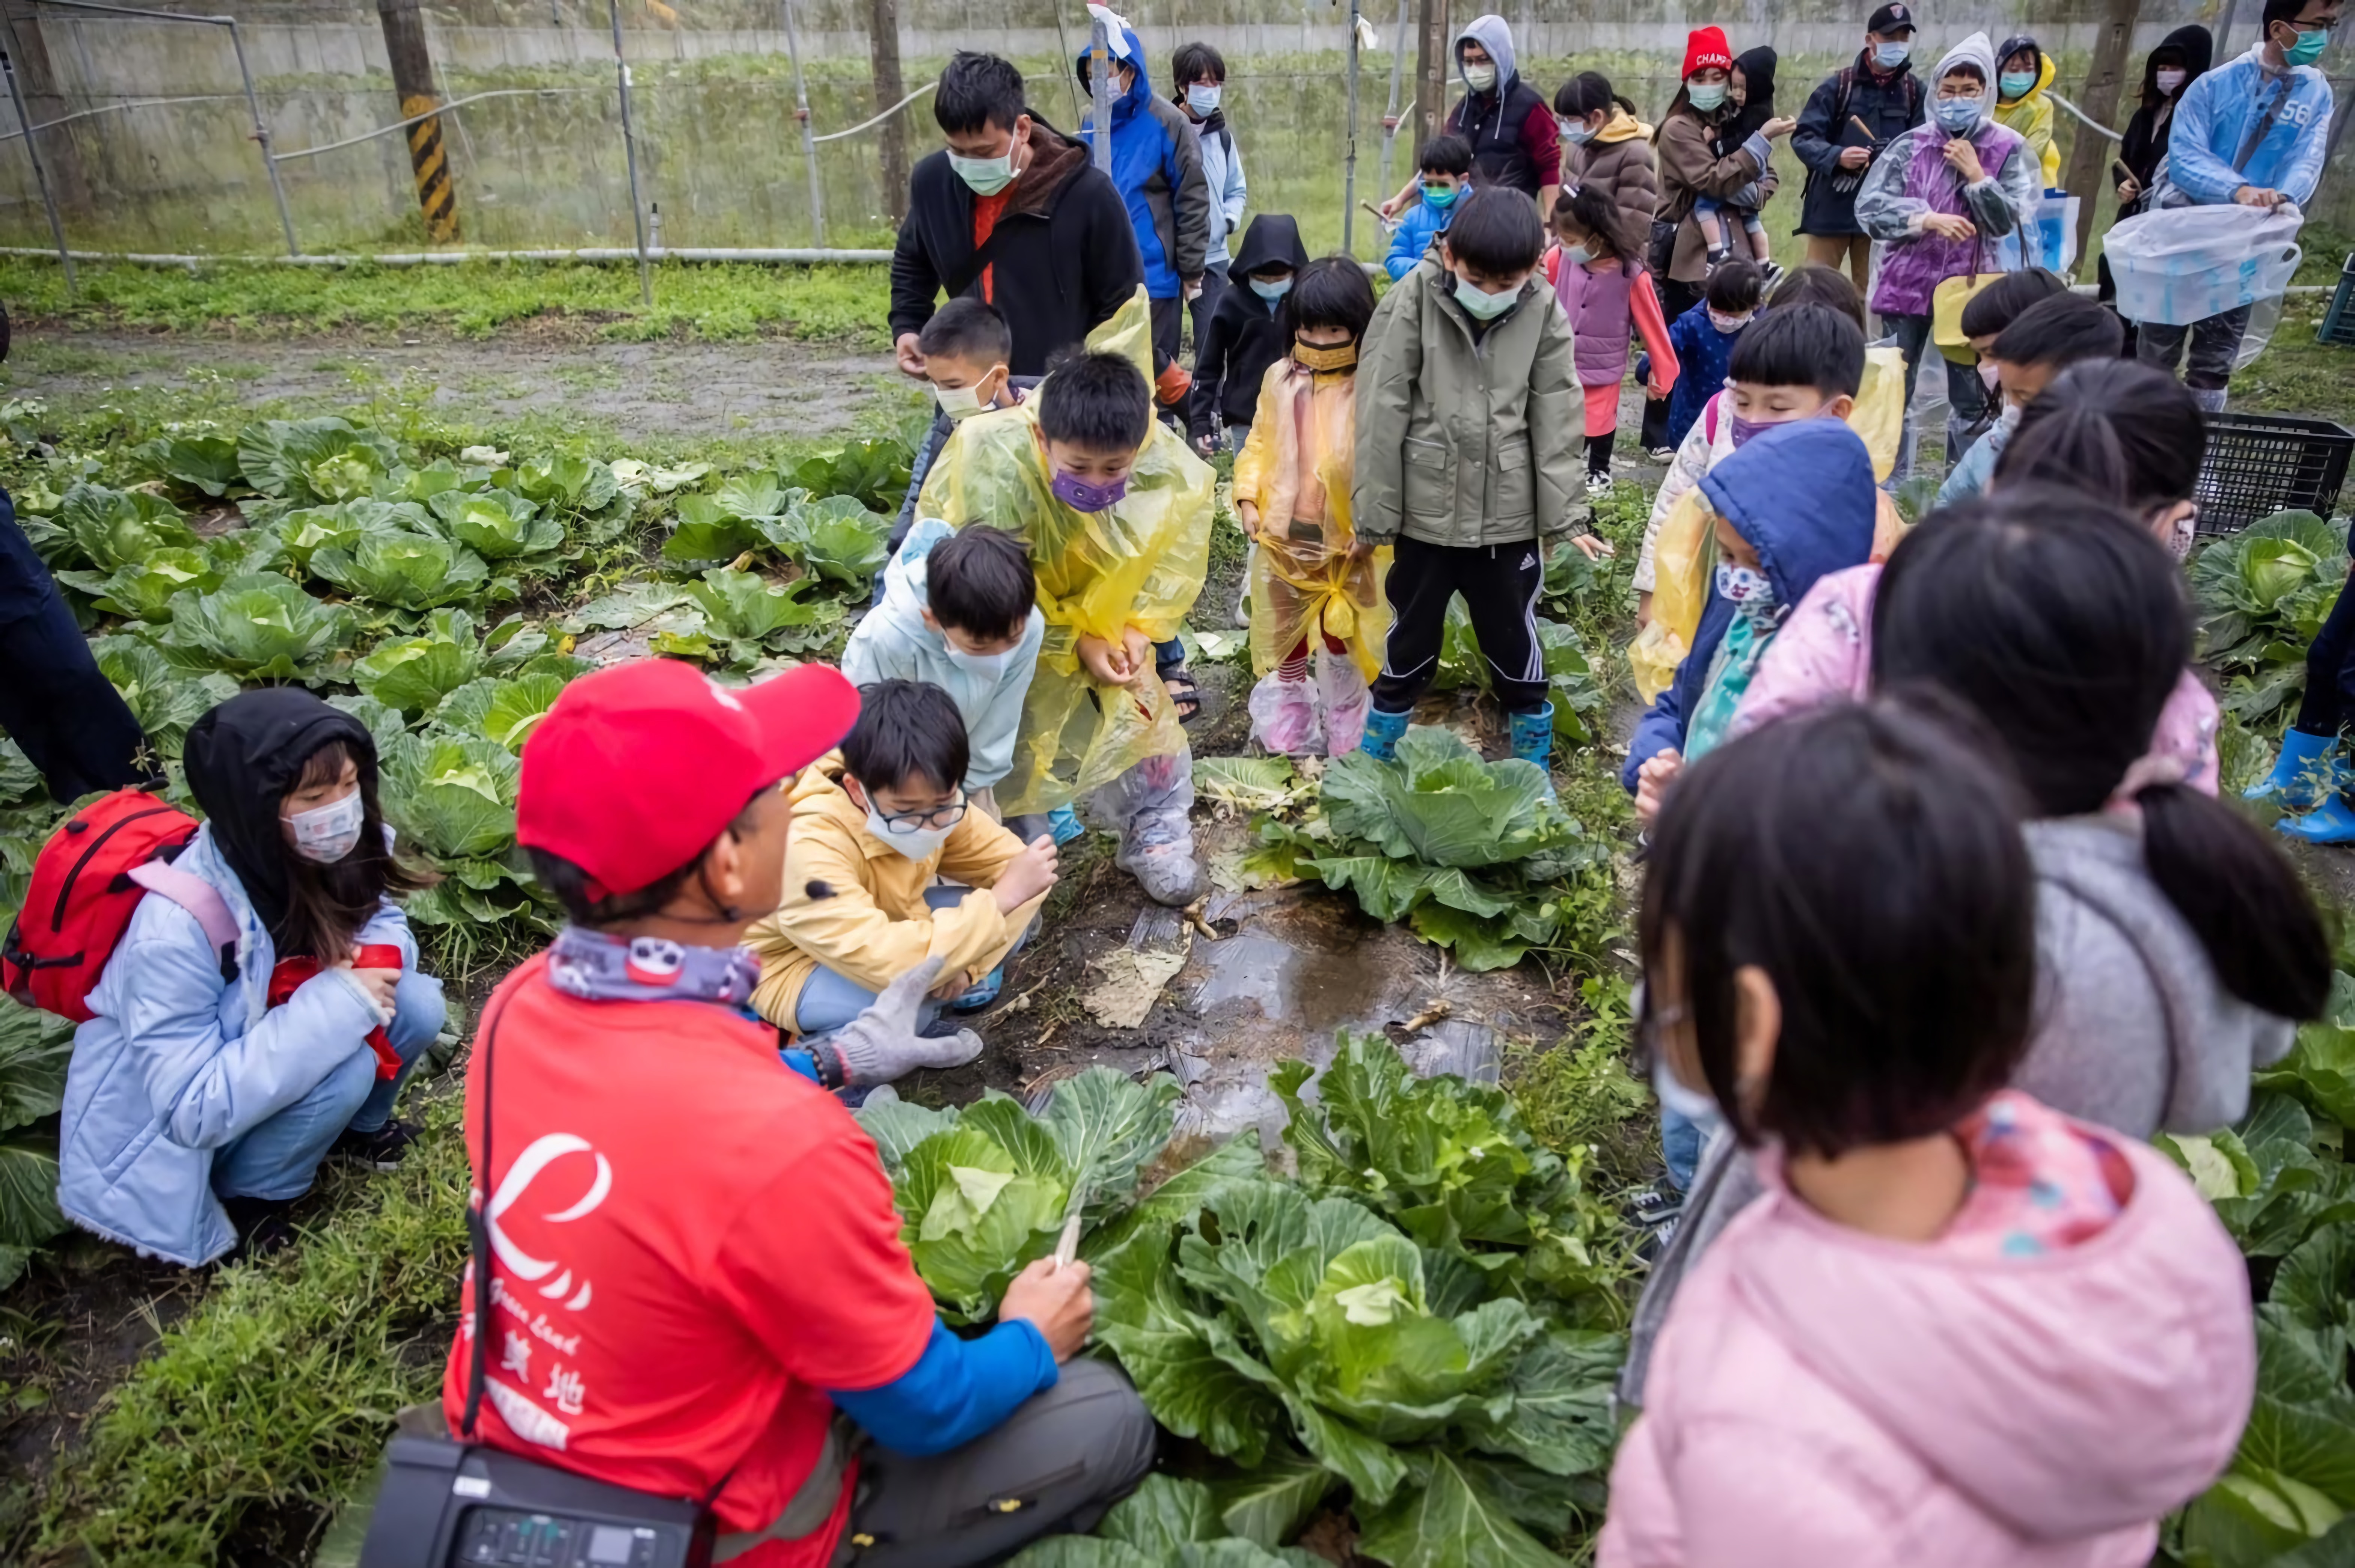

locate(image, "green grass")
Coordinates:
0 256 893 345
2231 295 2355 419
17 1095 468 1567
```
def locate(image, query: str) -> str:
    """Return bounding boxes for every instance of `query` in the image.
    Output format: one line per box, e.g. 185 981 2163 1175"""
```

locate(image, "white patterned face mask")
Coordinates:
285 788 364 864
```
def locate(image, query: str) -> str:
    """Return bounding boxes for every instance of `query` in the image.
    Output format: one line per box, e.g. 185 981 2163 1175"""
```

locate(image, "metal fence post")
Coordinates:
1376 0 1407 205
221 17 300 256
0 47 71 292
780 0 825 247
1087 15 1111 172
606 0 652 304
1343 0 1361 254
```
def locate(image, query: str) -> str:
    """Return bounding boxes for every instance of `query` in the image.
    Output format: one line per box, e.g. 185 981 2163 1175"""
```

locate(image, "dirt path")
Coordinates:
15 329 912 443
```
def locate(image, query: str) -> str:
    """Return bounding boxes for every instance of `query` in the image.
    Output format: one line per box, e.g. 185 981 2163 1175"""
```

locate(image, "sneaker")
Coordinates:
1585 471 1613 498
1645 446 1677 463
221 1195 299 1260
331 1120 419 1172
951 964 1004 1013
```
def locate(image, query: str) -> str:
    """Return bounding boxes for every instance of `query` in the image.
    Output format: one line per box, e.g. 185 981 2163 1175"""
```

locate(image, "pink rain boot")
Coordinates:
1318 647 1372 757
1248 670 1321 755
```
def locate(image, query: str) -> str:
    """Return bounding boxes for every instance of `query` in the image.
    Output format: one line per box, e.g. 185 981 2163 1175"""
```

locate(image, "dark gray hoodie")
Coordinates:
1618 810 2297 1413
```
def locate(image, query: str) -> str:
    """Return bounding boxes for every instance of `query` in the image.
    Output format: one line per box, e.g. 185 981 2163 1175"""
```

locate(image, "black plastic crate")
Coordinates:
2320 252 2355 348
2195 411 2355 535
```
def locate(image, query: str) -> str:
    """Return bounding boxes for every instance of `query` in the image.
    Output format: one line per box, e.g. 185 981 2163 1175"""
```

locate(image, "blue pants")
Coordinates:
1661 1101 1716 1194
211 969 445 1202
794 888 1034 1039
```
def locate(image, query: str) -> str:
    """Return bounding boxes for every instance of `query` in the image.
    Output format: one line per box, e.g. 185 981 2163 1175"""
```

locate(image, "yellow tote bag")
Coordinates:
1931 271 2001 365
1627 487 1713 704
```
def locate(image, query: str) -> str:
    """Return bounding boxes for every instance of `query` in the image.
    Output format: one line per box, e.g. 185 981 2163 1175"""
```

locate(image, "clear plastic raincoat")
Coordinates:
914 291 1216 816
1232 357 1392 680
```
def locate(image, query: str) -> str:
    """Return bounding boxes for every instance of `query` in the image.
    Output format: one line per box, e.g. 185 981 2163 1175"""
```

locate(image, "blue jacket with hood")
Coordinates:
1622 419 1880 790
2156 43 2333 208
1079 28 1213 299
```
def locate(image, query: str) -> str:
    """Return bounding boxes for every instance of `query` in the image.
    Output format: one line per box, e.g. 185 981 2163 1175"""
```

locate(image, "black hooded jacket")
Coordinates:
1187 215 1312 442
2120 25 2215 191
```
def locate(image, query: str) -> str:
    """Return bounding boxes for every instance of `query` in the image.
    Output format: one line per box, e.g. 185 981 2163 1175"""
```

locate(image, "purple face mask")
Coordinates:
1727 412 1778 449
1050 468 1128 512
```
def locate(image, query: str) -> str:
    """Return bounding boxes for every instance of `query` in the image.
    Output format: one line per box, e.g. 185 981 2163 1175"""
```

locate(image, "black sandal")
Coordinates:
1161 667 1203 725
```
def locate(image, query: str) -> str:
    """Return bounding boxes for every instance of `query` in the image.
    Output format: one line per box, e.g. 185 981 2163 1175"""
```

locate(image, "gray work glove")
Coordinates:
828 955 985 1087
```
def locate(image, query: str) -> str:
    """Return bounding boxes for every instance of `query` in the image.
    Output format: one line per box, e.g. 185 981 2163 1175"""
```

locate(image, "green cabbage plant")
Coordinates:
352 608 488 715
55 483 199 572
237 417 402 504
437 672 570 752
428 487 564 563
152 574 356 681
277 498 437 574
686 568 842 662
129 432 248 499
310 529 489 611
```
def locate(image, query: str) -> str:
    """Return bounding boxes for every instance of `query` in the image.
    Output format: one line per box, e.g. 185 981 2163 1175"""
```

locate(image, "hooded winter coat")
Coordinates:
838 518 1046 794
1562 105 1660 261
1078 29 1212 300
57 693 443 1265
1854 33 2037 319
1791 45 1926 237
2119 26 2215 193
1599 1117 2254 1566
1994 41 2063 189
1189 214 1312 442
1443 15 1559 199
1653 106 1777 284
1350 246 1580 550
2155 40 2334 208
890 119 1142 376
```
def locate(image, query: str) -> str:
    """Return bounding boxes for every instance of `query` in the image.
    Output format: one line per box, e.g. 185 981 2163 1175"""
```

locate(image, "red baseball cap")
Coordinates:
518 659 860 899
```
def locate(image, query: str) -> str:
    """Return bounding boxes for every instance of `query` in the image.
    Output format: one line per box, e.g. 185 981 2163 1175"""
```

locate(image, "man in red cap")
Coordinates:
438 659 1154 1566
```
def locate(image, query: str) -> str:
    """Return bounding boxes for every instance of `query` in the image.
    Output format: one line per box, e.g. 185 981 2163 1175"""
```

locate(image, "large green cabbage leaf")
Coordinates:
311 529 490 610
686 568 841 658
428 487 565 562
237 417 402 504
380 729 521 861
91 638 238 751
276 497 436 573
153 573 355 680
763 493 892 587
352 608 488 715
55 483 199 573
130 432 248 499
56 546 220 624
437 672 570 752
663 492 764 564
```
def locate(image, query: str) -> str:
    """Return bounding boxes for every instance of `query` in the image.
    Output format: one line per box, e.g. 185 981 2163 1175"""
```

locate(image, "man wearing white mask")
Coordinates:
749 680 1059 1052
1377 14 1559 220
1172 41 1248 353
890 51 1143 381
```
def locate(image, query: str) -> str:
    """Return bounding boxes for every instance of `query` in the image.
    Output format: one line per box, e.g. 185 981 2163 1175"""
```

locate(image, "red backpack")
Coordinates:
3 789 238 1023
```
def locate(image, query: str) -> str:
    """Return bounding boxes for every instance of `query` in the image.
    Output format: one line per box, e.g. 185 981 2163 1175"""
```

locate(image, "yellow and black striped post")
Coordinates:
377 0 460 242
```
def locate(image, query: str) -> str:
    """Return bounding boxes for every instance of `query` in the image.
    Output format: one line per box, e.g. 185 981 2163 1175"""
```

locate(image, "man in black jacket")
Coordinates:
890 52 1144 381
1789 2 1926 296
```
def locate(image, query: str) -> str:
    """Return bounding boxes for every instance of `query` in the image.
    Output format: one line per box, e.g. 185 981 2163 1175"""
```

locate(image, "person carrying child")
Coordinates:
1352 186 1601 777
885 298 1030 566
748 680 1060 1063
843 517 1044 825
1547 184 1679 497
917 295 1215 907
1233 257 1387 757
1660 259 1761 453
56 690 446 1263
1853 32 2037 476
1936 291 2123 506
1692 47 1782 270
1385 135 1473 282
1189 213 1312 455
1600 700 2255 1565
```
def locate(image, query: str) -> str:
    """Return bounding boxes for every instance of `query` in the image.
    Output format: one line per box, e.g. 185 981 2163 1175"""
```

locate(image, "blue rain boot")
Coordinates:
1046 804 1085 846
2280 793 2355 846
1361 706 1411 763
1509 703 1557 796
2247 728 2344 814
951 963 1004 1013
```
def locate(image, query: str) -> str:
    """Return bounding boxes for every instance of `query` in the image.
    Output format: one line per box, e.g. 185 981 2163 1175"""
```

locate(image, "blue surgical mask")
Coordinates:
1421 181 1461 209
1186 82 1223 114
1874 41 1912 69
1563 243 1595 265
2284 25 2329 65
1559 116 1596 145
1452 274 1522 320
1934 96 1983 134
947 150 1017 196
1687 82 1728 113
1999 71 2036 100
1249 274 1294 301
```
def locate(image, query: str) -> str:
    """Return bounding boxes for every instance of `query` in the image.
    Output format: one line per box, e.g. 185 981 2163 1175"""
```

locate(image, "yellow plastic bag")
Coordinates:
1931 272 2001 364
913 289 1216 816
1850 345 1905 483
1235 360 1391 680
1627 486 1713 704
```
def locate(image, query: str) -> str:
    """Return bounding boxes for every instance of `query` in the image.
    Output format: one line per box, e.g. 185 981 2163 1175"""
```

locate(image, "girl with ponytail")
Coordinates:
1996 357 2204 560
1872 489 2329 1135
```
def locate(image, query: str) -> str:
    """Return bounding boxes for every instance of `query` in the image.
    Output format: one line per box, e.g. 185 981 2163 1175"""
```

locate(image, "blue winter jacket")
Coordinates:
2157 45 2333 207
1078 28 1212 299
56 826 439 1265
1622 419 1880 791
1385 195 1454 281
1662 302 1743 452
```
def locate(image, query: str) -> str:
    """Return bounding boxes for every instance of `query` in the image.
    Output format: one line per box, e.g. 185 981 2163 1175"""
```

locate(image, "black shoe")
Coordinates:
220 1195 299 1260
331 1120 418 1172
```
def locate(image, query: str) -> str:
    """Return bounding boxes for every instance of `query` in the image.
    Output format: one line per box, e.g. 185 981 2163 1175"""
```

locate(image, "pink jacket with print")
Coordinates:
1597 1125 2253 1568
1728 563 2222 795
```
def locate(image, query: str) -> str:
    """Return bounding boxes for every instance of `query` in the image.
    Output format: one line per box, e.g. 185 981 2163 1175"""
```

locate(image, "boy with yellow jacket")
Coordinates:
1234 256 1389 755
749 681 1057 1066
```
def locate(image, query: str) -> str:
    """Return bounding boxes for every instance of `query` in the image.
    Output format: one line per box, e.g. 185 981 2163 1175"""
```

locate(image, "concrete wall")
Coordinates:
5 0 2348 258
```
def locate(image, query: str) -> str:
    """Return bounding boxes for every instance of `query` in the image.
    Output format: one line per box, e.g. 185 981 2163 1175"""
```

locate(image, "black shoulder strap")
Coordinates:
2233 72 2296 173
940 224 1016 305
459 987 518 1441
1831 65 1858 134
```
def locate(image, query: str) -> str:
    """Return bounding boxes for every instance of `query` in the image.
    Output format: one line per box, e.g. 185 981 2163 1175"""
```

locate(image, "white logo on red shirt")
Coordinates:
487 1132 612 1313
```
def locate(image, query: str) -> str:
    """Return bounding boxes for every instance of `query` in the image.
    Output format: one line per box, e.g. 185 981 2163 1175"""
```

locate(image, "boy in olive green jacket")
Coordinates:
1351 185 1596 774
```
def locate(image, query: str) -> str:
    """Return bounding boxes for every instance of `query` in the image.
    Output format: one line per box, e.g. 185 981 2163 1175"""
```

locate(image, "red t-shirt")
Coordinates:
440 954 935 1564
973 189 1011 305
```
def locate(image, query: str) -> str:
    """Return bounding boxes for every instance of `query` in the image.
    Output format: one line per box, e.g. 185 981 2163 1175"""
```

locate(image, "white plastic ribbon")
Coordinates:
1085 4 1134 56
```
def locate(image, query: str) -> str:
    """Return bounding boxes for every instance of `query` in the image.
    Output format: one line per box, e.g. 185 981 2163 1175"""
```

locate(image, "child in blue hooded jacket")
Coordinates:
1386 134 1474 280
1079 26 1213 380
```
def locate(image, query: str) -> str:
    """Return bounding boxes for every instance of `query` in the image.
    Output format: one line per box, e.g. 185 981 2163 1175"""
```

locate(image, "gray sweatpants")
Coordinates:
2138 303 2252 394
840 1358 1157 1566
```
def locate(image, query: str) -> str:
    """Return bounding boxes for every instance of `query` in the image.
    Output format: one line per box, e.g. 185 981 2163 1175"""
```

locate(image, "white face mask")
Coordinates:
933 378 998 421
2155 67 2188 93
861 797 957 860
1186 83 1222 114
944 643 1013 678
1977 359 2002 392
1463 60 1498 92
1452 274 1521 320
1708 309 1752 334
1652 1053 1720 1123
286 788 365 865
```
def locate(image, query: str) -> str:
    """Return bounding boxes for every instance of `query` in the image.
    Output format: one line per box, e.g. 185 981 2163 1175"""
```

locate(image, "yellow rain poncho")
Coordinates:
1231 357 1391 680
914 291 1216 816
